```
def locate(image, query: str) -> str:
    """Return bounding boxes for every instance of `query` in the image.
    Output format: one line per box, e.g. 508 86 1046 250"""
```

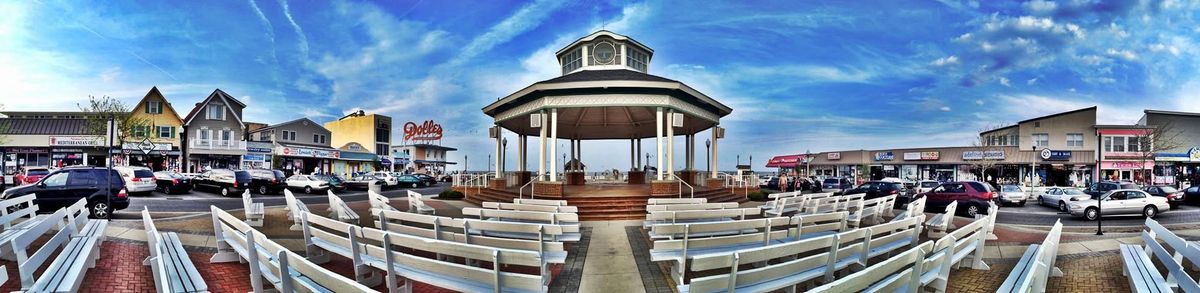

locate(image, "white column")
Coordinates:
711 126 719 179
685 134 693 170
630 139 635 170
636 139 641 169
667 110 676 178
517 135 526 172
656 107 664 180
538 111 547 181
550 108 559 182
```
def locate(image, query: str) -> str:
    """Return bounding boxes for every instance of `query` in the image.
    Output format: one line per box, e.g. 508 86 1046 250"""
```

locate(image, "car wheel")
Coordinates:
259 186 268 195
221 187 230 197
305 186 314 194
1085 207 1100 221
1059 201 1068 213
965 204 981 217
1144 206 1159 218
90 202 112 219
1019 200 1026 207
412 183 418 188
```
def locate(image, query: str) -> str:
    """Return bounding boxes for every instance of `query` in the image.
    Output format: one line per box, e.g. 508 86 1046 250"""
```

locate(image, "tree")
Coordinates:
1132 121 1183 186
78 96 151 150
971 124 1013 184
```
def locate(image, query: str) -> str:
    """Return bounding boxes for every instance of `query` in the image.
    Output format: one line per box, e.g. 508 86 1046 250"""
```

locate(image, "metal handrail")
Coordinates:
518 178 538 199
671 173 695 198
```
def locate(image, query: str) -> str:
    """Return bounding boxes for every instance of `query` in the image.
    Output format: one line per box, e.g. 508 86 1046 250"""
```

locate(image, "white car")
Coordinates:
286 175 330 194
1037 187 1091 212
995 185 1028 206
916 180 939 194
371 171 399 187
1068 189 1170 220
113 166 157 195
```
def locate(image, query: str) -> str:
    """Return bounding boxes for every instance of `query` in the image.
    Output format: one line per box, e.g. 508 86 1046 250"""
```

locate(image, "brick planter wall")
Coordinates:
651 180 681 196
627 171 646 184
706 178 724 189
452 186 480 197
515 171 534 186
678 170 699 186
489 178 508 189
566 172 586 185
534 181 564 198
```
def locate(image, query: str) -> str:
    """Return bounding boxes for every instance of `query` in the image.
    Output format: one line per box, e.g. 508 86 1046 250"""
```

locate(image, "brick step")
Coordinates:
579 214 647 221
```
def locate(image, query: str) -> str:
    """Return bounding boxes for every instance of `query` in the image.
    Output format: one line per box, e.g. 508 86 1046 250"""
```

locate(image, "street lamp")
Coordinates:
487 154 491 173
645 153 651 172
805 150 814 178
502 138 508 174
705 139 711 175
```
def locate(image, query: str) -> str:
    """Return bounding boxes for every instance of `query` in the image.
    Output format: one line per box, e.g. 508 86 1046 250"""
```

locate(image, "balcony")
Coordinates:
189 139 246 150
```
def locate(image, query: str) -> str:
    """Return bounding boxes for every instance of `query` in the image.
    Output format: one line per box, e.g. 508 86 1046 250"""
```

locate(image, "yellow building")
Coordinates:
324 110 392 164
120 86 185 170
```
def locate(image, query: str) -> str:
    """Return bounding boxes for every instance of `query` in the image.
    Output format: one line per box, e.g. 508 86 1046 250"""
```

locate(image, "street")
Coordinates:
993 197 1200 227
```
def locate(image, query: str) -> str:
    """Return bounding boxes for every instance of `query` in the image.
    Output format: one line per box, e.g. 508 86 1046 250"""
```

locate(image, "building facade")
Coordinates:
334 142 377 177
115 87 184 171
1139 110 1200 186
390 144 457 174
181 89 248 172
0 117 111 177
249 118 338 176
324 110 392 167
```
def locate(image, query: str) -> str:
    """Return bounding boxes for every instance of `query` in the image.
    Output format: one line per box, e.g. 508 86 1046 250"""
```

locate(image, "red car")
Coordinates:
19 167 50 185
918 180 996 217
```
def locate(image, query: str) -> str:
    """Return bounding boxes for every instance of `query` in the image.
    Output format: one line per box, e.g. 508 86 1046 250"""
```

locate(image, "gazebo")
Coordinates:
481 30 733 198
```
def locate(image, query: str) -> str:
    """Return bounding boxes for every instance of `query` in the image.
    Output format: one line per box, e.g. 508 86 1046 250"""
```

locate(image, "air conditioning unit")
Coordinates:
715 126 725 139
488 126 499 138
672 113 684 128
530 113 543 128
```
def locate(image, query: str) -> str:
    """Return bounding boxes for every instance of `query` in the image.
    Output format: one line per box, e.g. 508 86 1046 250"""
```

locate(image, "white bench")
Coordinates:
373 209 569 263
808 241 936 292
12 207 106 292
847 195 892 229
407 190 436 215
644 208 758 227
368 190 398 213
893 196 926 222
924 200 957 238
513 198 568 206
143 208 207 293
678 215 923 292
649 198 708 205
302 211 552 292
483 202 579 213
919 212 995 292
461 208 581 242
998 219 1062 293
0 194 40 231
327 190 360 224
1120 229 1200 293
756 191 799 211
241 190 264 227
283 189 311 231
208 206 376 292
646 202 740 212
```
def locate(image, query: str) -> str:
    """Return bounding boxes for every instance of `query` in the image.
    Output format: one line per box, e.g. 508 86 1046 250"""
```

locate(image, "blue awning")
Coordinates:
380 158 392 165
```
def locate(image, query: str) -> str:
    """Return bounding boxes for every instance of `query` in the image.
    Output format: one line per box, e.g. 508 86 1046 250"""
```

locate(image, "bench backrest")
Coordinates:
241 190 254 210
482 202 578 213
768 191 802 199
646 208 757 223
648 198 707 205
1140 230 1200 292
902 196 926 220
687 233 839 292
63 198 90 234
943 200 958 217
803 196 841 214
327 190 356 219
645 202 739 212
369 190 397 212
999 220 1062 293
651 216 791 240
284 189 298 211
793 211 849 237
810 241 934 292
374 209 572 249
650 212 849 252
462 208 579 224
765 196 807 215
0 194 38 230
12 208 69 289
512 198 568 206
407 190 427 210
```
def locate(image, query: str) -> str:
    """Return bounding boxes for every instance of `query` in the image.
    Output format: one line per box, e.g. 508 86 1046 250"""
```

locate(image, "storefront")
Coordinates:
241 142 273 170
276 144 339 176
1155 147 1200 187
334 142 377 177
111 139 180 171
764 154 811 175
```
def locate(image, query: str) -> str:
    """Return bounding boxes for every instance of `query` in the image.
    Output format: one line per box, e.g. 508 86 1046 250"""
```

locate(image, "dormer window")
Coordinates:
207 104 225 120
590 41 617 65
561 48 583 74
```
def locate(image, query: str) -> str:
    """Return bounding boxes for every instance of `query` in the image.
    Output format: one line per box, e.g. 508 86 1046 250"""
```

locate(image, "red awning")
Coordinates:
766 154 807 168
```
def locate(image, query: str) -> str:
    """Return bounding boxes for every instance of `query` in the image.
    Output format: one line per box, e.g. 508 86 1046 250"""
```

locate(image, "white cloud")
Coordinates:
444 0 565 68
99 67 122 83
939 106 952 112
1148 43 1181 56
1105 48 1137 60
998 76 1011 87
301 108 333 118
994 94 1141 124
930 55 959 66
975 99 984 105
277 0 310 58
1026 77 1038 85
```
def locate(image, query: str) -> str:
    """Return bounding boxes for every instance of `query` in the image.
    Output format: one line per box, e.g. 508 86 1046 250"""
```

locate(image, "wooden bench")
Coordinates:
461 208 582 242
756 191 799 212
283 189 311 231
892 196 926 222
919 212 995 292
373 209 569 263
808 241 936 292
407 190 436 215
847 195 889 229
677 215 923 292
0 194 40 231
241 190 264 227
483 202 579 213
644 208 758 227
513 198 569 206
142 208 207 292
649 198 708 205
368 190 398 215
303 211 552 292
208 206 376 292
879 194 898 218
12 207 107 292
62 198 107 240
646 202 740 212
1120 227 1200 293
924 200 957 238
998 219 1062 293
327 190 360 224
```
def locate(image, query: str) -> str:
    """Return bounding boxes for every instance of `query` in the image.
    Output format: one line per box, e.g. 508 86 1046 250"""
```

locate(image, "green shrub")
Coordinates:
747 190 770 201
439 189 465 200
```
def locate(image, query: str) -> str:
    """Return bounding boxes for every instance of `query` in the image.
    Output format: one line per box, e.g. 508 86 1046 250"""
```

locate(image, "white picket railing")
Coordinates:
721 173 757 196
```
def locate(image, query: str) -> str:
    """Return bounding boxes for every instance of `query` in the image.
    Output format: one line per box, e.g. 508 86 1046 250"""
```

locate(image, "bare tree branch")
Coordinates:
77 96 151 147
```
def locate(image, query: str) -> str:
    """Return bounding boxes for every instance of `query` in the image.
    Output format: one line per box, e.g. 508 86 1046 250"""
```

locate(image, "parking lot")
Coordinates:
110 182 451 220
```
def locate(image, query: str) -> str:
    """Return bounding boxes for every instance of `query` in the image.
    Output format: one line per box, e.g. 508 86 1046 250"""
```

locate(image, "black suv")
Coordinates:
1084 181 1140 199
192 169 252 197
247 169 287 195
0 167 129 219
843 181 909 205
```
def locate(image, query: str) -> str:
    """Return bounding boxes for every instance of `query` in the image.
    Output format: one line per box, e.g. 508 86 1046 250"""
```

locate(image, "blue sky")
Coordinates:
2 0 1199 171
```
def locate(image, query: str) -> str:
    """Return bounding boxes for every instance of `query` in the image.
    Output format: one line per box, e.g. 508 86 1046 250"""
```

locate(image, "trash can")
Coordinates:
368 180 383 195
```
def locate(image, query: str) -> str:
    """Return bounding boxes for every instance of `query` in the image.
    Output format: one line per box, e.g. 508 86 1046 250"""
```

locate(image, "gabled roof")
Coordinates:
250 117 330 133
979 124 1018 135
130 86 183 124
183 89 247 127
1017 106 1097 124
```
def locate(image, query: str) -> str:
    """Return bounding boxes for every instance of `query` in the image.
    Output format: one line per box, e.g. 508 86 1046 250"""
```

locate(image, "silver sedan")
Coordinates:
1068 189 1170 221
1037 187 1091 212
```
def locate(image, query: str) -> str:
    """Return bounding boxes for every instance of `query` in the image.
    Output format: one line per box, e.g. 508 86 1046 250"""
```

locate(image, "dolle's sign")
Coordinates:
403 120 444 141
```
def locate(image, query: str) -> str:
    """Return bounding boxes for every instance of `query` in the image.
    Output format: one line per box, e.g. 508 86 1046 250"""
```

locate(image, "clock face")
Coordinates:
593 42 615 64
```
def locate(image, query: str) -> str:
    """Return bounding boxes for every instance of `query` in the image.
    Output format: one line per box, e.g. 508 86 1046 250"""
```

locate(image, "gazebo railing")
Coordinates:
671 173 695 198
720 173 756 196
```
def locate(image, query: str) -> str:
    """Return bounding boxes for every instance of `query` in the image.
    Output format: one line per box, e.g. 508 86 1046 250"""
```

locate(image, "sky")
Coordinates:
2 0 1199 172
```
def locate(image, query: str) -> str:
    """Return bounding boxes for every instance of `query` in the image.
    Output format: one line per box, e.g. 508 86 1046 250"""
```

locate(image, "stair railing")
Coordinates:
671 173 695 198
518 178 538 200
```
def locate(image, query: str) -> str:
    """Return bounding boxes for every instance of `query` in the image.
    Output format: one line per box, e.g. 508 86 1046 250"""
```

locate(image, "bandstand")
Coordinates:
466 31 756 220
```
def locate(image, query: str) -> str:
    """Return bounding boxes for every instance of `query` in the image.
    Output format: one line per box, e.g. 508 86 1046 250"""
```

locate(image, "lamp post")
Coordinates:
705 139 711 175
487 154 491 173
502 138 507 174
464 155 468 173
805 150 813 178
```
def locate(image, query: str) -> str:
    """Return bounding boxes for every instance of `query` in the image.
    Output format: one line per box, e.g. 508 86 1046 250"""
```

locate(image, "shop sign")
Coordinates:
247 147 273 153
902 152 940 161
1040 149 1072 161
1192 147 1200 162
403 120 444 141
873 151 894 161
827 152 841 160
120 142 172 152
280 146 340 159
48 136 104 147
242 154 270 162
4 148 46 154
962 150 1006 160
51 148 84 153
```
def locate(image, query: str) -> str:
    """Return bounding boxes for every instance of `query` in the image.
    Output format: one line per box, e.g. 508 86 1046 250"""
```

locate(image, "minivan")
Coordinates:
192 169 252 196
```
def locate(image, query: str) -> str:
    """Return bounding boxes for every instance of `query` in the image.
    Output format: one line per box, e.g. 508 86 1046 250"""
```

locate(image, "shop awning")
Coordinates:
380 158 392 165
766 154 807 168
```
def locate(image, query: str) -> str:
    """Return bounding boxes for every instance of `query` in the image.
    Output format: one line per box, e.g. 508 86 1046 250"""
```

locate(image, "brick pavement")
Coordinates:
0 241 253 293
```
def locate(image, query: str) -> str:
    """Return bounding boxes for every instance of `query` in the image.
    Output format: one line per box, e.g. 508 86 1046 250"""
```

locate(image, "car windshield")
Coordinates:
920 182 939 188
1001 185 1021 192
27 169 49 176
1161 187 1179 193
234 171 252 181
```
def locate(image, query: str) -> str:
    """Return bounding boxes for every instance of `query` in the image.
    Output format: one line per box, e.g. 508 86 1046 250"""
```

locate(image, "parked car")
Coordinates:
995 185 1028 206
821 177 854 195
113 166 157 196
919 181 995 217
0 167 128 219
192 169 252 197
1084 181 1140 198
1037 187 1091 212
314 175 347 191
415 173 438 186
916 180 940 194
1142 185 1185 208
1187 186 1200 204
759 176 777 188
438 174 452 182
18 167 50 186
245 169 286 195
1068 189 1169 220
843 181 909 206
396 174 423 187
371 171 399 187
345 174 384 190
286 175 331 194
152 171 192 194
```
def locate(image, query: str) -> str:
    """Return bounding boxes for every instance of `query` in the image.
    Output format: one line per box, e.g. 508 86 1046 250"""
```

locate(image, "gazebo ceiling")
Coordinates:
498 105 716 139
